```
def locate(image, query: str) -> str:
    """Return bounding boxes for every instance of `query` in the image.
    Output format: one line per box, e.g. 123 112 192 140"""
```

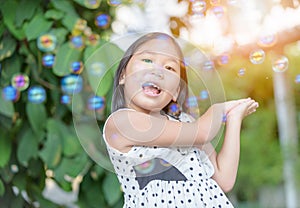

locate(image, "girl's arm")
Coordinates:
104 99 247 152
202 99 258 192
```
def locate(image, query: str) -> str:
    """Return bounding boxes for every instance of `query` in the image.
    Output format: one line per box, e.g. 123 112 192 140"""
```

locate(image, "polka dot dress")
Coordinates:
103 111 234 208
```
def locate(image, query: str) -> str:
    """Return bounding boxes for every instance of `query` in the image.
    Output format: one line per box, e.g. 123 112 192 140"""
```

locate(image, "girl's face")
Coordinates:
120 38 182 114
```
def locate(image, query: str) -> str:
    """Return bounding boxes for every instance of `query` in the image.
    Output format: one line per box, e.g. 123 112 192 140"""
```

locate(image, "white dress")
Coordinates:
103 110 234 208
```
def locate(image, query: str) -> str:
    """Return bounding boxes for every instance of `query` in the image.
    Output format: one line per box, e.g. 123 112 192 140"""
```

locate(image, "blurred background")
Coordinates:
0 0 300 207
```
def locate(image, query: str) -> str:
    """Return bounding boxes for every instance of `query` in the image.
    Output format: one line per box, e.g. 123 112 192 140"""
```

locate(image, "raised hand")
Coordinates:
226 98 259 121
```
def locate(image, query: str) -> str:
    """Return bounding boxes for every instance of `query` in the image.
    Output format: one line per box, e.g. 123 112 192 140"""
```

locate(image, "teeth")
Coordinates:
142 82 160 90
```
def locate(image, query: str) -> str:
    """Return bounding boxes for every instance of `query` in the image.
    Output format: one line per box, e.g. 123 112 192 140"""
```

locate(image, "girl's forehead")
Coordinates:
135 38 181 59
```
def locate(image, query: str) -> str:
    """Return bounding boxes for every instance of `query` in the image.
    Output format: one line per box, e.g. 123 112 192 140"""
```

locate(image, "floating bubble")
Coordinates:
186 96 198 108
202 60 215 70
191 0 206 14
237 68 246 77
257 33 277 48
95 13 110 29
88 62 106 76
70 61 83 74
200 90 209 100
107 0 122 6
88 95 105 110
295 74 300 83
208 5 225 18
28 86 46 104
61 75 83 94
74 19 87 31
272 56 289 73
2 86 20 102
42 54 55 68
11 73 30 91
61 94 71 104
249 49 265 64
84 0 101 9
70 35 85 49
86 33 100 45
217 53 230 65
37 34 57 52
210 0 220 5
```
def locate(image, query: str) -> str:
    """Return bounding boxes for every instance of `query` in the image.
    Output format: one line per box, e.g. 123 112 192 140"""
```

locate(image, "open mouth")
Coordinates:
142 82 162 97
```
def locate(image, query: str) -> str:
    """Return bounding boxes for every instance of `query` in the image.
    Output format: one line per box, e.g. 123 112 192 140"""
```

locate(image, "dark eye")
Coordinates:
142 59 153 63
165 65 175 71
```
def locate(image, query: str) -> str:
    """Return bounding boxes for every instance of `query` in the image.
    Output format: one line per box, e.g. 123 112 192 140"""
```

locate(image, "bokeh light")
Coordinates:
87 95 105 110
61 75 83 94
11 73 30 91
37 34 57 52
42 54 55 68
70 61 84 74
2 86 20 102
28 86 46 104
272 55 289 72
249 49 265 64
95 13 111 28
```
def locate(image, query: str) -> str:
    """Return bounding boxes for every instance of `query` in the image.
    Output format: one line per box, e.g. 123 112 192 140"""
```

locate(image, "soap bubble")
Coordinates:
272 56 289 73
295 74 300 83
84 0 101 9
61 75 83 94
191 0 206 14
70 61 84 74
88 95 105 110
2 86 20 102
237 68 246 77
61 94 72 104
37 34 57 52
28 86 46 104
42 54 55 68
249 49 265 64
200 90 209 100
107 0 122 6
95 13 110 28
70 35 85 49
11 73 30 91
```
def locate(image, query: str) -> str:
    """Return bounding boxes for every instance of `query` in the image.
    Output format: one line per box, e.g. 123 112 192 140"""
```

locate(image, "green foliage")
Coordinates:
0 0 124 207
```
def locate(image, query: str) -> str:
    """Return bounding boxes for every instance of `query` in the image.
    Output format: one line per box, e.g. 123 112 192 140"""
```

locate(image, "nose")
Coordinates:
151 63 164 79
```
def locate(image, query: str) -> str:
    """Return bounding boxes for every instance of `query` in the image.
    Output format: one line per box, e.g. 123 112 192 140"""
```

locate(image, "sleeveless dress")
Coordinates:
103 110 234 208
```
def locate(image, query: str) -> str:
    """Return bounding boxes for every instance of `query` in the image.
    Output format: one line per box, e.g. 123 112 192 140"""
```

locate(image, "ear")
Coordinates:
119 72 125 85
172 87 180 102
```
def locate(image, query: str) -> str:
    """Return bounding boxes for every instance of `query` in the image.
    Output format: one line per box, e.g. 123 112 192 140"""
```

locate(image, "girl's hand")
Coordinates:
226 98 259 121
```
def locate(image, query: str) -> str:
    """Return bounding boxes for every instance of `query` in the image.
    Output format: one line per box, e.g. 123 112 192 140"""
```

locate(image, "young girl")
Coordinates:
103 32 258 207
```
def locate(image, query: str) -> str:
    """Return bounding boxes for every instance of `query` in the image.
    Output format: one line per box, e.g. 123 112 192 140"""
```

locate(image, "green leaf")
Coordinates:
0 178 4 197
0 35 17 61
39 119 62 168
53 42 82 76
0 131 12 168
51 0 78 16
84 42 123 96
26 102 47 135
17 129 39 166
45 9 64 20
62 131 82 157
54 153 89 181
15 0 40 27
0 92 15 117
0 21 5 37
48 28 69 46
0 0 26 40
24 13 53 41
102 173 122 206
62 14 80 32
